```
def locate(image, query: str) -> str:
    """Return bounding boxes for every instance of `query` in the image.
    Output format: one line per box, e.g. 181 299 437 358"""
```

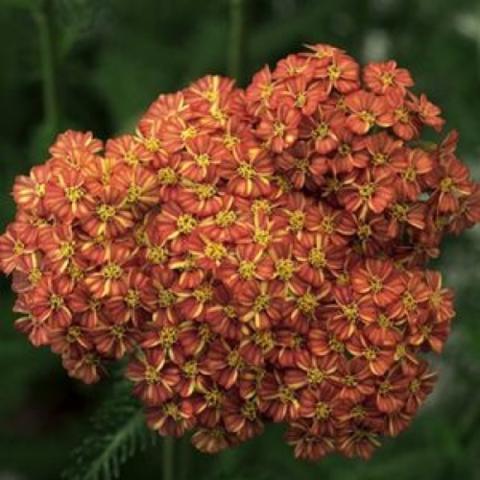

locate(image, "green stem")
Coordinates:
163 436 174 480
228 0 245 82
179 435 191 480
32 1 58 132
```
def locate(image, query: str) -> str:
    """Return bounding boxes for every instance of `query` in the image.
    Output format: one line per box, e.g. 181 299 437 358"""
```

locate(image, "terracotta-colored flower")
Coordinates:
1 44 477 462
126 348 179 405
363 61 414 97
351 259 404 307
255 105 301 153
345 90 393 135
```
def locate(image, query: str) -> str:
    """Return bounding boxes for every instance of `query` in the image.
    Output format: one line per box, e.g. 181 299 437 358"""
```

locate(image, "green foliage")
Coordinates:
1 0 480 479
62 383 156 480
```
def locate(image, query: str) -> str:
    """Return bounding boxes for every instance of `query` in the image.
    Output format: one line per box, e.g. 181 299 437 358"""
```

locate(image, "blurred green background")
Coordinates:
1 0 480 479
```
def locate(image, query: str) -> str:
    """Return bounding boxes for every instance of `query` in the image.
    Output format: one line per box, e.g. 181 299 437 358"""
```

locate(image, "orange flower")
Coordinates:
363 60 414 96
126 348 179 405
351 259 404 307
30 274 73 328
12 164 51 213
146 398 196 437
345 90 392 135
255 104 301 153
223 390 263 441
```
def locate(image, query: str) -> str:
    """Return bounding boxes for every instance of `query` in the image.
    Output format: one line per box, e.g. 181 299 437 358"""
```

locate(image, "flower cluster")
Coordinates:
1 44 479 461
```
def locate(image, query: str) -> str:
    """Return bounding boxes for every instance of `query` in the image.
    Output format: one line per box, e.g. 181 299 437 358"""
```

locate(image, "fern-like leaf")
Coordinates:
62 382 156 480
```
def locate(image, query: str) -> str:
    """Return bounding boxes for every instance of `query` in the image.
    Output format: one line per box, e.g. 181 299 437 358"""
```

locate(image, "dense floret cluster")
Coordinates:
1 44 479 460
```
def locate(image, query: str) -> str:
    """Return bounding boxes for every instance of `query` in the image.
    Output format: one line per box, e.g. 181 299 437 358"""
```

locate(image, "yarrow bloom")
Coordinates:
1 43 479 462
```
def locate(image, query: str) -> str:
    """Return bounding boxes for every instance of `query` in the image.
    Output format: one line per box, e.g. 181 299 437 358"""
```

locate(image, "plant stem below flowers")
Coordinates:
163 436 174 480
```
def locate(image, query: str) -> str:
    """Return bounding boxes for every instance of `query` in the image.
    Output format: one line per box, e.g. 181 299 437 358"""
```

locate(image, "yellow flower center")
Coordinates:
403 167 417 182
28 267 42 285
329 336 345 353
241 400 257 421
307 368 326 385
251 199 271 214
237 162 256 180
321 216 335 234
64 186 85 203
239 260 256 280
194 183 216 200
289 210 305 232
13 240 25 256
215 210 237 228
392 203 408 221
253 294 270 312
357 224 372 239
278 386 295 404
180 126 197 141
35 183 46 197
223 305 237 318
158 167 178 185
102 262 123 280
295 92 307 108
159 326 178 348
373 153 387 165
275 259 294 281
377 314 391 328
327 64 341 80
314 402 331 420
193 284 213 303
402 292 417 311
313 122 329 139
342 303 359 322
182 359 198 378
273 121 286 137
297 292 318 315
49 294 64 310
204 388 224 407
195 153 210 168
380 72 394 86
96 204 116 222
253 229 270 246
59 241 75 259
227 350 244 369
308 247 327 269
378 381 391 394
144 137 161 152
359 111 376 127
127 185 142 203
409 378 421 393
440 177 454 193
295 158 309 172
66 326 81 343
162 402 180 419
364 347 378 361
204 242 227 261
124 151 139 166
144 366 159 384
359 183 376 199
176 214 197 234
125 289 140 308
224 134 240 150
254 331 275 351
147 246 167 264
369 277 383 293
338 143 351 156
158 288 176 308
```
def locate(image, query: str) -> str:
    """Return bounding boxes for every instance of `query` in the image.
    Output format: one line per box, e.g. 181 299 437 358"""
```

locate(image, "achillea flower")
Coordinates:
0 45 476 462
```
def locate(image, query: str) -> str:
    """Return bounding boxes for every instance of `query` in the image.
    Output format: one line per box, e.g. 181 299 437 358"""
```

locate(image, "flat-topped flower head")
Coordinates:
0 45 478 464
